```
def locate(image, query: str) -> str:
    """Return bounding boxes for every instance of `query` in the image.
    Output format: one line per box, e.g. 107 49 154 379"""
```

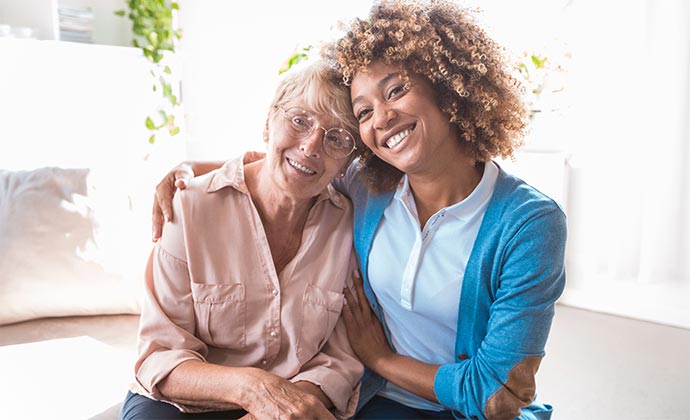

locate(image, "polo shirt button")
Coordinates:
270 330 277 338
457 353 468 360
272 289 279 297
261 359 268 365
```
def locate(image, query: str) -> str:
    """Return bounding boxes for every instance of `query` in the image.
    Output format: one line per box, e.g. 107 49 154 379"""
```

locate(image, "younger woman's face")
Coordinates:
350 61 461 177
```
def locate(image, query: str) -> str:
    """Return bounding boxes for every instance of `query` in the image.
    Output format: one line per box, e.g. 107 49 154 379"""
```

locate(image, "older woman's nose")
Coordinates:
300 128 324 158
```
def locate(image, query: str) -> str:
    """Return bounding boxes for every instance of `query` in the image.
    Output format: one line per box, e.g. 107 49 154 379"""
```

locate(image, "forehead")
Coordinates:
351 62 405 91
282 103 344 127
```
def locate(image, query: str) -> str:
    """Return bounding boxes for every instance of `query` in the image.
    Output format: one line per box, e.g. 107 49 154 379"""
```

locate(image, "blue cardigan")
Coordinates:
336 162 567 420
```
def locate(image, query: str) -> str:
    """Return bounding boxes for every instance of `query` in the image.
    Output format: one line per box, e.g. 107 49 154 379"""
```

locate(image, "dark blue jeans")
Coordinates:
357 396 455 420
118 391 247 420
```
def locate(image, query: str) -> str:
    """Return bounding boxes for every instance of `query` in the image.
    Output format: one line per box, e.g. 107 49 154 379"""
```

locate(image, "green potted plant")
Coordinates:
115 0 183 144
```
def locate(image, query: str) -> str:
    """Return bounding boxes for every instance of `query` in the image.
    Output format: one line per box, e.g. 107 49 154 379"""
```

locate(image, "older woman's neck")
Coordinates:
245 160 317 273
246 161 316 226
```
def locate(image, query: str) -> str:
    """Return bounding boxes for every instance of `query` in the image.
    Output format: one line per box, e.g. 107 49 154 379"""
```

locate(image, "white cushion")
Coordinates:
0 167 147 325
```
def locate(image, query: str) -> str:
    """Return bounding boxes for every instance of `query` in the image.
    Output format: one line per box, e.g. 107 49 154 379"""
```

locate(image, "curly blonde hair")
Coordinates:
324 0 528 192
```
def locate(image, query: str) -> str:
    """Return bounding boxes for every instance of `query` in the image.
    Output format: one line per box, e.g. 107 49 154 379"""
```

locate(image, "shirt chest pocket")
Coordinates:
296 284 344 364
190 283 246 349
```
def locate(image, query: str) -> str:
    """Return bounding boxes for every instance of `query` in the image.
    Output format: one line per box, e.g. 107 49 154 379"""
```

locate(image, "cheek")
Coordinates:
359 125 377 149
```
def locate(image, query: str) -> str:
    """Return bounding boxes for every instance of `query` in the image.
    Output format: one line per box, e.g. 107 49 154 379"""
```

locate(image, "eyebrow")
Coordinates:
351 72 402 107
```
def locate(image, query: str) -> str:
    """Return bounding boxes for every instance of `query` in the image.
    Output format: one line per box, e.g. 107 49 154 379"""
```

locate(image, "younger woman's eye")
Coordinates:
387 84 406 99
356 108 372 122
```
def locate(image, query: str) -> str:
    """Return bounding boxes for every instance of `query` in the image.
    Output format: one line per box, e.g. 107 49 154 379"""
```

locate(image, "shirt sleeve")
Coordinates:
291 254 364 420
433 207 567 420
134 210 208 403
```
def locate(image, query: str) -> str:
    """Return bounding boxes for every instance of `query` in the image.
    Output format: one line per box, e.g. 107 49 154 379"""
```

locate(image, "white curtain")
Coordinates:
561 0 690 328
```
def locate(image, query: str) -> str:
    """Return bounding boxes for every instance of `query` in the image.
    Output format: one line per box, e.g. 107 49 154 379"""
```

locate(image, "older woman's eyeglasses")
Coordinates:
279 107 357 159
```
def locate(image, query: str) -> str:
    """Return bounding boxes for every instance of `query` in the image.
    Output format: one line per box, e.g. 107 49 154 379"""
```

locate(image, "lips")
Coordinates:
286 157 316 175
385 127 413 149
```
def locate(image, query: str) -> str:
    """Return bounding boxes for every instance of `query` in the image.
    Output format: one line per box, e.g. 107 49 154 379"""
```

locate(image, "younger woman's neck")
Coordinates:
408 158 484 229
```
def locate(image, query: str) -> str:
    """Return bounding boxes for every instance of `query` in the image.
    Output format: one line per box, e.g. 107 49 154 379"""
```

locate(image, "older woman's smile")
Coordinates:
286 157 317 175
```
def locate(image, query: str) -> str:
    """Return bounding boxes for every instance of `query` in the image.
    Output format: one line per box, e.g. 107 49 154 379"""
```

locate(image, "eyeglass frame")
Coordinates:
276 106 358 159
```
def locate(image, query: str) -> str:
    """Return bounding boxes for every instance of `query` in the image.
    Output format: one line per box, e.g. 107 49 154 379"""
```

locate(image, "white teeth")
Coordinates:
287 158 316 175
386 128 413 149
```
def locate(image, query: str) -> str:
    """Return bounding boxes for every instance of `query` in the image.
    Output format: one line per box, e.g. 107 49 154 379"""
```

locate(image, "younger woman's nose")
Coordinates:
373 106 397 129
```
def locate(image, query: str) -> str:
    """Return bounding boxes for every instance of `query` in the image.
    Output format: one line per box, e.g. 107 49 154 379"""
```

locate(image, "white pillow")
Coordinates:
0 167 146 325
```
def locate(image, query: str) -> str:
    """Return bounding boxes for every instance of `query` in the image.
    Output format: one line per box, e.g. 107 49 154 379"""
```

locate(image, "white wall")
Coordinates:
177 0 379 160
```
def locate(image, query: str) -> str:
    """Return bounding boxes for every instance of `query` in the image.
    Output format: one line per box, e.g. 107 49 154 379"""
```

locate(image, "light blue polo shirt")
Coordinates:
369 162 498 411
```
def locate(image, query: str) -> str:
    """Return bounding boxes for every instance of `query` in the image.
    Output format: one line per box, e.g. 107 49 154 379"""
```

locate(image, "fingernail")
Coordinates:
164 214 170 223
354 269 361 277
343 297 348 305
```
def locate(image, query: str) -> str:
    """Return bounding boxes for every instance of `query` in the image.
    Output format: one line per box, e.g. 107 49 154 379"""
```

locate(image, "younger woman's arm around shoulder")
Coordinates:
152 160 225 241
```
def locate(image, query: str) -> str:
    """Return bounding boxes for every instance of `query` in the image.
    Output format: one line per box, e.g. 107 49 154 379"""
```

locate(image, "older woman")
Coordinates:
152 1 567 419
119 60 363 420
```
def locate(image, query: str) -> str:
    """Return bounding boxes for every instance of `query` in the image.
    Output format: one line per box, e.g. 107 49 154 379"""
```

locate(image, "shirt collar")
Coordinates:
206 151 346 209
393 160 498 221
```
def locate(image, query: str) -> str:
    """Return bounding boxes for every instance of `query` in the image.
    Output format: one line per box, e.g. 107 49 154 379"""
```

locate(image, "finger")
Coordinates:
342 285 363 322
352 269 368 309
301 398 335 420
151 195 164 242
341 293 356 331
173 164 194 190
155 178 175 223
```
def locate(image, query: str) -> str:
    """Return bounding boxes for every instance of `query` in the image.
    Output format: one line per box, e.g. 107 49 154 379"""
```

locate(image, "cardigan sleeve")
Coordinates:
433 206 567 420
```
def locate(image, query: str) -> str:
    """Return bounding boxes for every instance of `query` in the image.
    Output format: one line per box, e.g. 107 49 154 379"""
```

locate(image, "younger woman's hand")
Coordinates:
152 161 194 241
342 269 395 371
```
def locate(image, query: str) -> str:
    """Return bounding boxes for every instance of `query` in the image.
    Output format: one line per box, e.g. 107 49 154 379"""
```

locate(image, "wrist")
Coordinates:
230 367 262 409
368 349 397 376
295 381 332 409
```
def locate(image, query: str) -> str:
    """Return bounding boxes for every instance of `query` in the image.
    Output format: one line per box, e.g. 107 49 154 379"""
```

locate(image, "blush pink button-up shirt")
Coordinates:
133 152 363 418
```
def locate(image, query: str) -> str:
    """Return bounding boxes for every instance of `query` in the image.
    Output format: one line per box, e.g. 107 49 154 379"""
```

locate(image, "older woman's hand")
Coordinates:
342 270 395 371
242 369 336 420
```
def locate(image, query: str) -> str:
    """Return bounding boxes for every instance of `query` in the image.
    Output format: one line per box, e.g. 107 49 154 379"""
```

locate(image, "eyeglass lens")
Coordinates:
283 108 355 158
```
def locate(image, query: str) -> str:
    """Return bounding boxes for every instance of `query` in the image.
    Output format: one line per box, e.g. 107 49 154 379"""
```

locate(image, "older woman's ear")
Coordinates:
263 119 270 143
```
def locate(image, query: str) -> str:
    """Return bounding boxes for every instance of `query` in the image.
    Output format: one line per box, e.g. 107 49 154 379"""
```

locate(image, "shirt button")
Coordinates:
272 289 279 297
261 359 268 365
270 330 277 338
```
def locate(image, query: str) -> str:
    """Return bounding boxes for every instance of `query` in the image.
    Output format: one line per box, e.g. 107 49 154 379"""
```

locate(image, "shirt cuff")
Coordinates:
136 349 205 399
292 367 361 420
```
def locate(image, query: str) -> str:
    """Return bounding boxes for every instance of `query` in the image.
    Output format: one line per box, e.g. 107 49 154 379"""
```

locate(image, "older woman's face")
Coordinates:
350 61 459 176
264 102 351 200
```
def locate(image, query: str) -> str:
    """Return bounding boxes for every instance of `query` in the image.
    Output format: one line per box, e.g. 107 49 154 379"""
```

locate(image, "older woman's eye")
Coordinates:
292 117 310 129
